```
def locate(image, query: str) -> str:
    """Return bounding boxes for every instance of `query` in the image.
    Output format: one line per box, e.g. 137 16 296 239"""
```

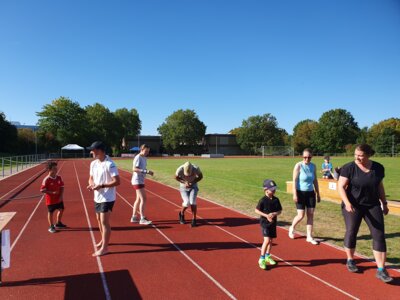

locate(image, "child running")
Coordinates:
40 161 66 233
255 179 282 270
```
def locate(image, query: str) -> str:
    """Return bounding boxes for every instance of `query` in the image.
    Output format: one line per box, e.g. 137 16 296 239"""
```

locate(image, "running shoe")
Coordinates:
258 258 266 270
139 218 152 225
376 269 393 283
191 219 197 227
306 238 319 245
179 212 185 224
265 255 277 265
48 225 56 233
55 222 67 228
346 259 358 273
288 226 295 239
130 215 139 223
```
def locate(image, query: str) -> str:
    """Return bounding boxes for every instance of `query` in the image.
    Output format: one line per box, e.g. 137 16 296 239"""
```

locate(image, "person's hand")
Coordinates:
317 194 321 203
293 195 298 203
266 213 274 222
87 184 94 191
185 182 192 188
382 204 389 215
92 184 102 191
345 203 355 213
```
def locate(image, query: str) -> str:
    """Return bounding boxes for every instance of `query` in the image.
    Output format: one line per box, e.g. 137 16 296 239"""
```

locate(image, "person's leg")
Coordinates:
306 208 315 240
95 212 103 248
179 190 190 224
290 209 305 237
342 205 363 272
132 189 142 218
189 187 198 226
93 211 111 256
137 188 147 218
48 211 54 227
56 208 64 224
260 237 269 256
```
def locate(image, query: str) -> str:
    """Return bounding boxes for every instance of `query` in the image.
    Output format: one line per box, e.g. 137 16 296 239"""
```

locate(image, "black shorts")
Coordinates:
296 190 316 210
260 222 277 238
47 202 65 213
95 201 115 213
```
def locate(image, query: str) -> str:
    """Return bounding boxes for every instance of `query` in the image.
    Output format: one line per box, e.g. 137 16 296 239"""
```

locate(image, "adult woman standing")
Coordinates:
338 144 393 283
289 148 320 245
130 144 154 225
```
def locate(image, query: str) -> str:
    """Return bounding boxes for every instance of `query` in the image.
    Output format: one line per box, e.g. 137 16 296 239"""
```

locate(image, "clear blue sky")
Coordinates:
1 0 399 135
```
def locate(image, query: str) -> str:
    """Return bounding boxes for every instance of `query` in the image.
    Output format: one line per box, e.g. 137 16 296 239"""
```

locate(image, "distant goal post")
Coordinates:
260 146 294 157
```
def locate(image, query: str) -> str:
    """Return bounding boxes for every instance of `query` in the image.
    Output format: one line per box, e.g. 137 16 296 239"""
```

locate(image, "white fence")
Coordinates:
0 154 47 177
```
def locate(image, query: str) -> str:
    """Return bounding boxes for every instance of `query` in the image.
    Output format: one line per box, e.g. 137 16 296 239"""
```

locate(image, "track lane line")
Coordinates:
73 162 111 300
116 168 359 300
116 191 237 300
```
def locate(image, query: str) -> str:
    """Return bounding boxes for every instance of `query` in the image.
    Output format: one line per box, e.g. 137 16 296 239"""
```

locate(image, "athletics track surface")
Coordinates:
0 159 398 300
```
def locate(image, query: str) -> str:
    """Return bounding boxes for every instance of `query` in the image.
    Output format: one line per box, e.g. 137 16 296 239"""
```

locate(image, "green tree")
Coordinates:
312 109 360 154
235 114 287 154
367 118 400 155
292 119 318 154
37 97 87 147
0 111 18 153
158 109 206 153
17 128 36 154
114 108 141 150
85 103 120 148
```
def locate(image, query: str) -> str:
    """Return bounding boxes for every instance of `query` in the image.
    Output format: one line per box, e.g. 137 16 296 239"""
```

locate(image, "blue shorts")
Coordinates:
95 201 115 213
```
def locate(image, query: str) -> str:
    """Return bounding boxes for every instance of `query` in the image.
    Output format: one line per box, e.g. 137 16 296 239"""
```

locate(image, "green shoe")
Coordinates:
258 258 266 270
265 256 277 265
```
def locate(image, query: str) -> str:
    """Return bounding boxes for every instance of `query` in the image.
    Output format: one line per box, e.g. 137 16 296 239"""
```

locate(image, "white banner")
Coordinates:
1 229 10 269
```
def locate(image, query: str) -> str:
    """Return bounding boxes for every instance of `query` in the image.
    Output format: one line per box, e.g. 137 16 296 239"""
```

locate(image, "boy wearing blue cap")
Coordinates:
255 179 282 270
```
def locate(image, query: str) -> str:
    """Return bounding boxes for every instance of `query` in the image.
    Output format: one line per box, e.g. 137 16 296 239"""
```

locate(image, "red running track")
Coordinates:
0 159 398 299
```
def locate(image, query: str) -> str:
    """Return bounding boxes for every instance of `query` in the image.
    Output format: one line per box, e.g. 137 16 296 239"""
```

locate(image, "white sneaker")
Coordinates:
139 218 152 225
288 226 295 239
130 215 139 223
306 238 319 245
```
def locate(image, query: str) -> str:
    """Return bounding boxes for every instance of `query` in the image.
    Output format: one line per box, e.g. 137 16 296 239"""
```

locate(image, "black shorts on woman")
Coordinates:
295 190 316 210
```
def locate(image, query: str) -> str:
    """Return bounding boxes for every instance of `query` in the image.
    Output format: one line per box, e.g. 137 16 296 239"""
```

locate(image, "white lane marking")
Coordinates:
117 191 237 300
116 170 359 300
73 162 111 300
0 166 45 200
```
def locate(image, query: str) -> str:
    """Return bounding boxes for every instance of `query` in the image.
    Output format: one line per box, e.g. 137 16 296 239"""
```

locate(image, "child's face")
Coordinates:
325 159 329 163
264 188 275 198
49 166 57 176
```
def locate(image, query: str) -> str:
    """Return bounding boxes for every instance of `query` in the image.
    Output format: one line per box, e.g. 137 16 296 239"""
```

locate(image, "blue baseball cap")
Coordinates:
263 179 277 191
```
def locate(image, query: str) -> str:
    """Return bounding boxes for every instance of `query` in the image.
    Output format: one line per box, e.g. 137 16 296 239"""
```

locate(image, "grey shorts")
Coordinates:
180 187 199 207
95 201 115 213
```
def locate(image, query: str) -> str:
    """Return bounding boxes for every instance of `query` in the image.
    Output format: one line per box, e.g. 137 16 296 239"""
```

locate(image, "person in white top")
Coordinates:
87 141 120 256
175 161 203 227
130 144 154 225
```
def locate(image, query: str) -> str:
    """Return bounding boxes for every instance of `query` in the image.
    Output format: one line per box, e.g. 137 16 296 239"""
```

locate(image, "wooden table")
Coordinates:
0 212 16 285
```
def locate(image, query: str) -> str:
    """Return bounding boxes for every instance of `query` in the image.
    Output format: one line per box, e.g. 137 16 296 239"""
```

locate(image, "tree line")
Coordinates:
1 97 399 156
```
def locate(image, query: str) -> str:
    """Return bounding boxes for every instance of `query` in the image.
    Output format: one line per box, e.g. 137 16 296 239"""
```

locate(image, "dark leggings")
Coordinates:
342 204 386 252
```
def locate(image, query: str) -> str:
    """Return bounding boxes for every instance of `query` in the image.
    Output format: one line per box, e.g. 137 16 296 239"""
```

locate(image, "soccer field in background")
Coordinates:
116 156 400 266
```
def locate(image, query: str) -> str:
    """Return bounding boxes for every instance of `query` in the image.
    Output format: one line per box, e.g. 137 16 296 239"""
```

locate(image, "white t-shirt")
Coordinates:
90 156 119 203
175 164 202 189
131 154 147 185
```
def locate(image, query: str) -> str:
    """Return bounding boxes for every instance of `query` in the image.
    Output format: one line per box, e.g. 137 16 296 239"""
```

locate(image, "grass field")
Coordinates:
116 156 400 266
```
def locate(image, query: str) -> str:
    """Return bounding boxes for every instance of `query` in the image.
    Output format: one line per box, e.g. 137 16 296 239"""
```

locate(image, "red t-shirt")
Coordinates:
41 175 64 205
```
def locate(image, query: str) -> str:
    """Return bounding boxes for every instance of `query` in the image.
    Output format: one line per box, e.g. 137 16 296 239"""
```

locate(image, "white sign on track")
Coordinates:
1 229 11 268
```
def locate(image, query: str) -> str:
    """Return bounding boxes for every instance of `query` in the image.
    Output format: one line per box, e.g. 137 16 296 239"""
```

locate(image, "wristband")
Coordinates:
101 184 105 188
142 169 148 174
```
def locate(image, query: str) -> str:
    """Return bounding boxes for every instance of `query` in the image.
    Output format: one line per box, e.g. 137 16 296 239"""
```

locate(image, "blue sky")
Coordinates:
0 0 399 135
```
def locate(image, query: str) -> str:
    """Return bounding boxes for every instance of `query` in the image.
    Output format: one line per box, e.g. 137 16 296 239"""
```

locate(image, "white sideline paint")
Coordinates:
117 169 359 299
117 192 237 300
10 162 65 251
73 163 111 300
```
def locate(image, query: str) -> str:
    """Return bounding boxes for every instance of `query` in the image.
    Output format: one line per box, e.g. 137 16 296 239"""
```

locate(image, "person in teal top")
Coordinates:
289 148 321 245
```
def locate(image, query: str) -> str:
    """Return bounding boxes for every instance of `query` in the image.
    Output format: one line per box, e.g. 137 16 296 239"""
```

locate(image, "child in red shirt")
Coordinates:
40 161 66 233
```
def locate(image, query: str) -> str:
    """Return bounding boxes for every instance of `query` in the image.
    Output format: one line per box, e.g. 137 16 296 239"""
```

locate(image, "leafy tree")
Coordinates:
367 118 400 154
17 128 36 154
356 126 369 144
312 109 360 154
85 103 120 147
37 97 87 146
0 111 18 153
235 114 287 154
114 108 141 150
292 119 318 154
158 109 206 153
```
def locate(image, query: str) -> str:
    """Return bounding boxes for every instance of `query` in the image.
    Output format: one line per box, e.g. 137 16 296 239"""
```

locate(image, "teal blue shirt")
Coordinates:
296 162 315 192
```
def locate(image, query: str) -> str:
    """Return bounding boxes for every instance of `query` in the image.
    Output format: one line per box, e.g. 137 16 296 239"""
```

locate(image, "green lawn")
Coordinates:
116 156 400 266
